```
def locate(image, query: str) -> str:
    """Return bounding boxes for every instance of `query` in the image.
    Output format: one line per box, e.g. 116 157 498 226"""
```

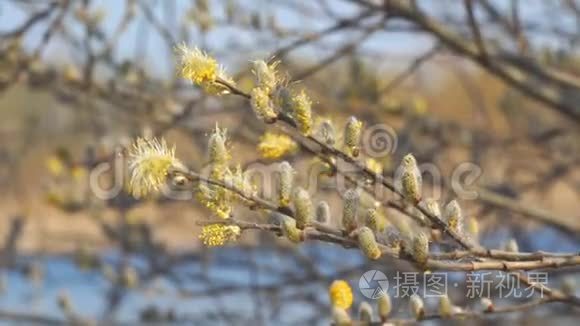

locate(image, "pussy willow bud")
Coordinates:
208 125 229 165
316 119 336 146
342 188 360 232
378 293 392 321
356 227 382 260
424 198 441 218
252 60 278 91
365 208 386 233
344 116 362 157
505 238 519 252
444 200 463 234
293 187 312 229
281 215 303 243
250 87 277 122
316 201 331 224
399 153 422 204
409 294 425 320
292 90 313 135
332 307 352 326
277 161 294 207
438 294 453 318
480 297 494 312
412 232 429 266
358 301 373 324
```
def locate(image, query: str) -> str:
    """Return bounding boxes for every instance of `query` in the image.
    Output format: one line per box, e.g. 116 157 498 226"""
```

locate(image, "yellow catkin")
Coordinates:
177 43 218 86
128 137 186 198
444 200 463 234
316 201 331 224
292 90 313 135
358 301 373 323
316 119 336 146
412 232 429 266
329 280 353 310
438 294 453 318
344 116 362 157
258 132 298 159
293 187 312 229
252 60 278 91
410 294 425 319
357 227 382 260
207 125 230 165
250 87 277 122
399 153 422 204
281 216 303 243
378 293 392 321
199 224 241 246
277 161 294 207
342 188 360 232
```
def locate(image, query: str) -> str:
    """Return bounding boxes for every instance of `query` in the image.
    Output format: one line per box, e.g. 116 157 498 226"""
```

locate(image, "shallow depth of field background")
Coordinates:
0 0 579 325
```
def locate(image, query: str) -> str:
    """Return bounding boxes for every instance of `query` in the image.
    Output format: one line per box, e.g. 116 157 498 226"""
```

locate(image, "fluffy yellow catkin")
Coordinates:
293 187 312 229
199 224 241 246
399 153 422 204
329 280 353 310
128 137 186 198
277 161 294 207
280 215 303 243
332 307 352 326
409 294 425 319
356 227 382 260
316 119 336 146
412 232 429 266
344 116 362 157
378 293 392 321
316 201 331 224
291 90 313 135
444 199 463 234
438 294 453 318
250 87 277 122
208 125 230 165
358 301 373 323
176 43 217 85
252 60 278 91
257 132 298 159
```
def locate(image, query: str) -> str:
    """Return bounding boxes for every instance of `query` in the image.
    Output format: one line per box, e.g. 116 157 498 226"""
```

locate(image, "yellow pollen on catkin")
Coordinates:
128 137 185 198
252 60 279 91
444 199 463 234
257 132 298 159
177 43 218 86
329 280 353 310
277 161 294 207
412 232 429 266
250 87 277 122
292 90 313 135
357 227 382 260
199 224 241 246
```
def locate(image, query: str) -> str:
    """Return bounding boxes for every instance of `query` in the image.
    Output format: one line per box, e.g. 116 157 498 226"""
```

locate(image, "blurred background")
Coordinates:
0 0 578 324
